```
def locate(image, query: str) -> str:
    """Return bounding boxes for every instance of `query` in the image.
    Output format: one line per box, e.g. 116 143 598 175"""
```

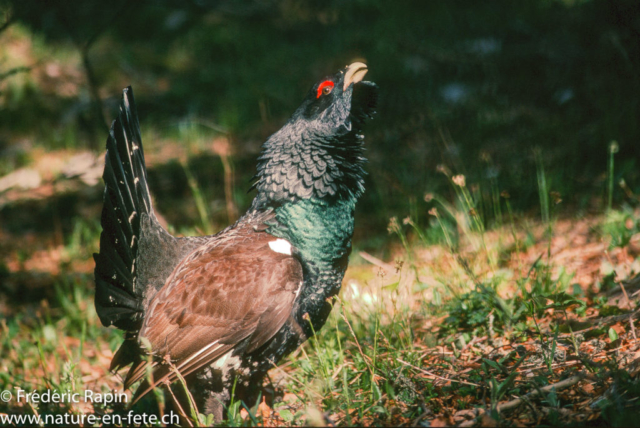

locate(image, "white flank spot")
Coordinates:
269 239 292 255
134 177 139 184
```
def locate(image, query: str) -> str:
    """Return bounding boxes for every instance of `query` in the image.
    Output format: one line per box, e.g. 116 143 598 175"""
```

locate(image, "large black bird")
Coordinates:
94 62 377 420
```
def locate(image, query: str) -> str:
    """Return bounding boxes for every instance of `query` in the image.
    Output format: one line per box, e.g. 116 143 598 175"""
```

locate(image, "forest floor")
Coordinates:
1 152 640 427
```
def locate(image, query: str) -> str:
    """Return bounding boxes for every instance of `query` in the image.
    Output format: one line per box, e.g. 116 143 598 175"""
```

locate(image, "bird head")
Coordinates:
292 62 378 138
252 62 378 206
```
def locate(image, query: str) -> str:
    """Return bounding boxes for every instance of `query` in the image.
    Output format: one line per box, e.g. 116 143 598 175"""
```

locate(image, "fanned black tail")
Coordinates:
94 87 154 331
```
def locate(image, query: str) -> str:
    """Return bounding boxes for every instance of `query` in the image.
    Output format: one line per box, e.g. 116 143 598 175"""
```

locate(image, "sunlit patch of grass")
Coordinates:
276 270 424 426
0 274 125 419
3 191 639 426
262 182 638 425
0 212 127 423
601 205 640 250
63 217 101 262
2 135 639 426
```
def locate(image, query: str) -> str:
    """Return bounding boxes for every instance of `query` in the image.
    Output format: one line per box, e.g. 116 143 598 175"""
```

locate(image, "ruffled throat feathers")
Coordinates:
250 120 366 207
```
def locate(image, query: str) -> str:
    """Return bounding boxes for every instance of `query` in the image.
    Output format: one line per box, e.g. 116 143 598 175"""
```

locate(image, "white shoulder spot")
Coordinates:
268 238 292 255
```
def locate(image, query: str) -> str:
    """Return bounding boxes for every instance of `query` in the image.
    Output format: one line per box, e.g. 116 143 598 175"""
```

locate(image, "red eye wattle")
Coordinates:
316 80 334 98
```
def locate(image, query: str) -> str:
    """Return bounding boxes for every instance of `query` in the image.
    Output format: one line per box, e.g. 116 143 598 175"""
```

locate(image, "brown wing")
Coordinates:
125 228 303 402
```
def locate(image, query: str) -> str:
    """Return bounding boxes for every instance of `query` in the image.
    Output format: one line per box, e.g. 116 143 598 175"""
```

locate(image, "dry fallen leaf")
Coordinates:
582 383 595 394
431 416 455 427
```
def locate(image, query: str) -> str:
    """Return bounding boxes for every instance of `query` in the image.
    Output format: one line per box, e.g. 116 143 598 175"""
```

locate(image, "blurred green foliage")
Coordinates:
1 0 639 241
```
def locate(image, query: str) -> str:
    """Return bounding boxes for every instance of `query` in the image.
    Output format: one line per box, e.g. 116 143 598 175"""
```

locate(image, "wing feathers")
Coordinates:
125 225 303 403
130 342 229 405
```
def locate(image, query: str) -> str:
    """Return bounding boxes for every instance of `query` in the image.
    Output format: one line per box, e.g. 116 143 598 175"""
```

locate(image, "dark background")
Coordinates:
1 0 639 253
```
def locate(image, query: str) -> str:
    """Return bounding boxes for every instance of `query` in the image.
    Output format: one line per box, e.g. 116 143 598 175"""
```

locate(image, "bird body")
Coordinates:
94 63 377 420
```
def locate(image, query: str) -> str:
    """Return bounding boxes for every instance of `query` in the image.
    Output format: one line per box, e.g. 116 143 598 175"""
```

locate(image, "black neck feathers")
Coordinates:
250 122 367 208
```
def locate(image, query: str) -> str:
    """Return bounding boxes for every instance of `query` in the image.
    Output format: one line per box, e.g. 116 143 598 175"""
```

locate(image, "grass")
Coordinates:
1 120 639 426
0 243 637 428
249 153 640 426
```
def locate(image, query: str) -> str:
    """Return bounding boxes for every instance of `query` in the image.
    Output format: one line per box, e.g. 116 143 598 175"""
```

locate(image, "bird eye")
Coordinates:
316 80 334 98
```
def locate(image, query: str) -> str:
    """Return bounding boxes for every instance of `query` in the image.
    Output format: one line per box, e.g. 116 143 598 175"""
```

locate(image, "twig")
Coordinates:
629 313 638 342
165 383 194 428
57 0 131 141
348 372 363 385
397 358 480 387
26 401 40 422
461 335 487 353
557 308 640 339
411 402 432 427
518 360 580 371
358 251 395 275
167 359 200 425
219 153 237 223
605 252 634 311
616 278 639 341
190 118 229 135
518 361 583 380
603 252 638 339
497 373 587 413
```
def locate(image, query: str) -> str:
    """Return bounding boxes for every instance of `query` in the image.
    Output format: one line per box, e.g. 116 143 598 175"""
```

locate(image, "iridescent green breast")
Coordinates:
270 197 356 272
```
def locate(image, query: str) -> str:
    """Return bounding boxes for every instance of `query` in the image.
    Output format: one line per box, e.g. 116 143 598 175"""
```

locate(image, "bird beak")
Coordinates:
343 62 368 91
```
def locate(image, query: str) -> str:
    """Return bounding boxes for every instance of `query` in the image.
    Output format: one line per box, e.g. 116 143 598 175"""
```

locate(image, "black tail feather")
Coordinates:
94 87 153 331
